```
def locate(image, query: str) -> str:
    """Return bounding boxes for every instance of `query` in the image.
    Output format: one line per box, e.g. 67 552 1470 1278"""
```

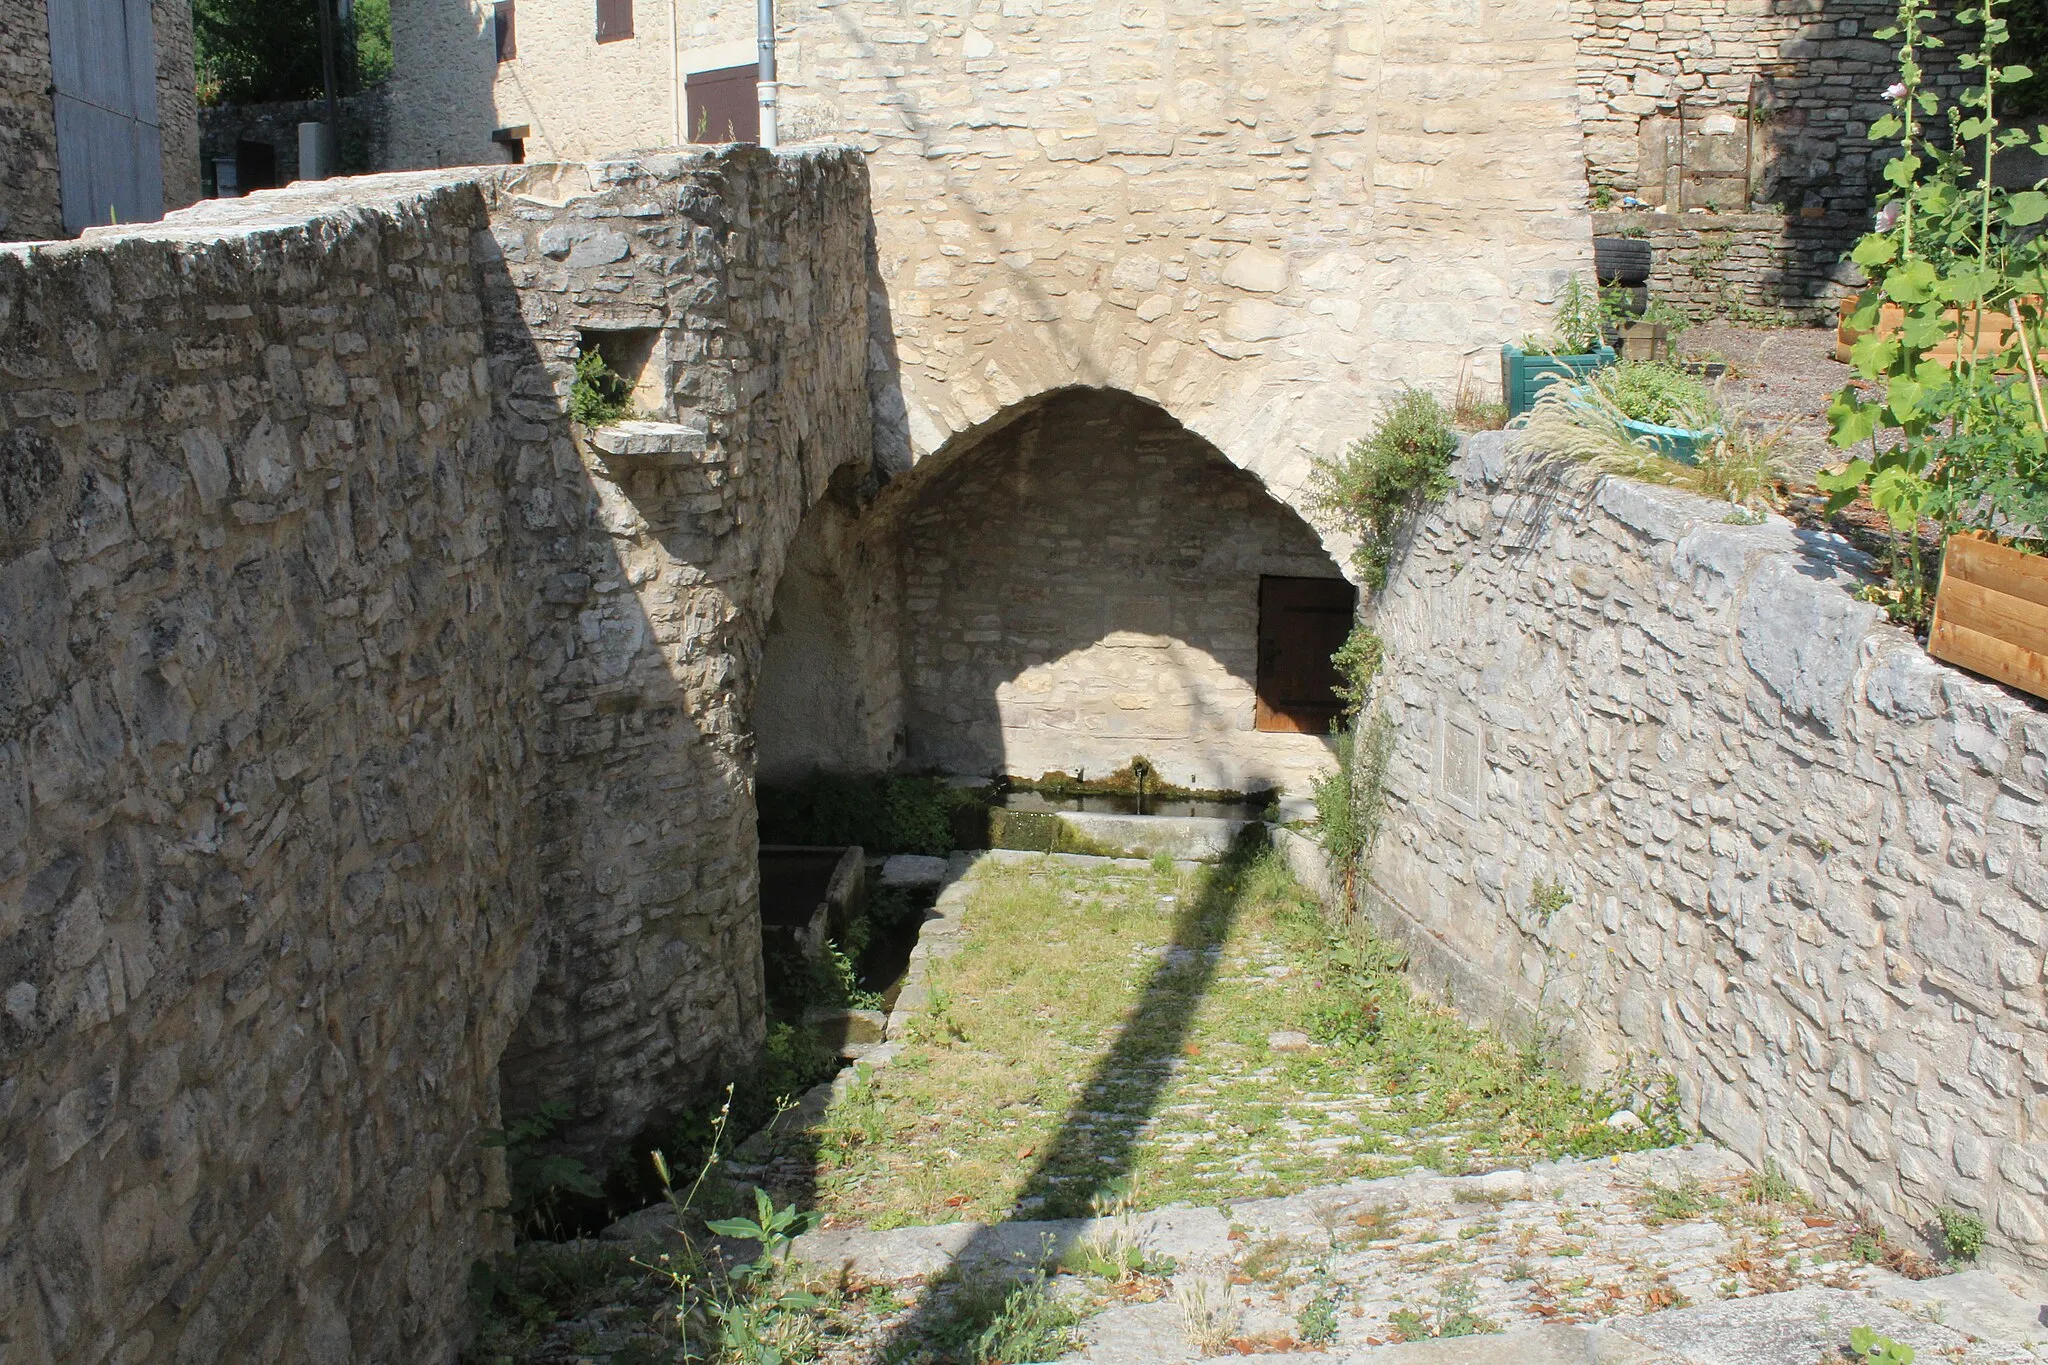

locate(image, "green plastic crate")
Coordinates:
1501 342 1616 418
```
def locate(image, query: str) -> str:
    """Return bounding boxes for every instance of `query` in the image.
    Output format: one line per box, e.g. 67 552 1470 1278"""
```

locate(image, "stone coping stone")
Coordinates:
1055 812 1252 862
879 854 949 888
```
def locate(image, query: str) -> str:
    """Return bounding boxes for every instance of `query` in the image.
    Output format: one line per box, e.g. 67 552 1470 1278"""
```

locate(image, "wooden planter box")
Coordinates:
1501 343 1615 418
1834 298 2033 366
1930 535 2048 701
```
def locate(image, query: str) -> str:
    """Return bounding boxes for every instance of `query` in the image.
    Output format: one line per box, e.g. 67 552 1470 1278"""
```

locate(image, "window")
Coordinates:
1253 576 1356 734
491 124 529 164
493 1 515 61
595 0 632 42
685 65 759 144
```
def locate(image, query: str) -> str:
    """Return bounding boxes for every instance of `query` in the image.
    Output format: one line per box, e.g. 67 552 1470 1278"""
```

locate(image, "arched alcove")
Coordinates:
754 386 1354 799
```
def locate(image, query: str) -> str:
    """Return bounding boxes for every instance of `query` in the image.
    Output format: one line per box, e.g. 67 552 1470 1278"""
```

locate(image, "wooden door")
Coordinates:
686 65 759 144
1254 576 1356 734
46 0 163 232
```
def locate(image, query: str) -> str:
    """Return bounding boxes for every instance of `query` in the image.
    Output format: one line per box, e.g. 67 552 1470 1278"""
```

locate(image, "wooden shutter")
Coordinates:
46 0 164 232
685 65 760 144
1254 576 1357 734
595 0 632 42
494 1 516 61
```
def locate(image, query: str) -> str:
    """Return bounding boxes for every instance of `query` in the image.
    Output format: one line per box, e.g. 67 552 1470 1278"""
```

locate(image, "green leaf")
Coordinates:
1851 234 1899 267
2010 191 2048 225
1871 113 1903 140
1886 375 1926 423
2003 64 2034 83
1851 1327 1878 1354
705 1216 766 1239
1849 332 1900 378
1960 117 1993 140
1883 258 1939 304
1870 466 1932 532
1826 387 1878 448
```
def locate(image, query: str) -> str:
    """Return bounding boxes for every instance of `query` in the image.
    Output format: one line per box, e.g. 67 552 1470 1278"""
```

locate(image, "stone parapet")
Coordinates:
1366 433 2048 1277
0 147 873 1362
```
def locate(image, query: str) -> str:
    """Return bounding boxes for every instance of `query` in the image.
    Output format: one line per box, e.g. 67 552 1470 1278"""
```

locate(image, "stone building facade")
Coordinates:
0 147 872 1364
1365 434 2048 1279
0 0 202 241
0 0 64 240
388 0 759 169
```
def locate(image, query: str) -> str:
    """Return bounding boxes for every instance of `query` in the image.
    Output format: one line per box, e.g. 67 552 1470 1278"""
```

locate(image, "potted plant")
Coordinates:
1502 276 1616 418
1589 361 1722 464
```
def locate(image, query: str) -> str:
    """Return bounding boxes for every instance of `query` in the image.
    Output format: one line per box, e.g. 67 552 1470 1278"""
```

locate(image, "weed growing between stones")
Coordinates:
568 350 631 426
1309 388 1461 589
894 1272 1082 1365
1936 1205 1988 1264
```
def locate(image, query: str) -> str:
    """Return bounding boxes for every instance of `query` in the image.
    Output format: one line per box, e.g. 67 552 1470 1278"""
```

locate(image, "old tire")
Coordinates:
1594 236 1654 285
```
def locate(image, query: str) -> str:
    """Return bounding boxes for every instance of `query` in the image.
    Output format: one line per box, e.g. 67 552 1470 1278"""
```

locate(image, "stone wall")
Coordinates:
0 174 525 1365
1571 0 1964 217
781 0 1595 535
0 147 874 1362
387 0 757 170
388 0 1601 549
1363 433 2048 1277
1592 209 1862 324
0 0 62 242
478 150 873 1159
200 90 394 193
892 388 1343 796
152 0 202 215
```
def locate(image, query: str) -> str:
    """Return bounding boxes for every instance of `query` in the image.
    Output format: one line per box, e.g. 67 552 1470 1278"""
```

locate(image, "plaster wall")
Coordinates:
895 388 1342 795
1364 433 2048 1277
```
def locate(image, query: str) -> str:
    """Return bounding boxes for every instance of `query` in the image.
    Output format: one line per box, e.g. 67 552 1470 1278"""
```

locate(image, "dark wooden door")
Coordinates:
1254 576 1356 734
686 65 759 144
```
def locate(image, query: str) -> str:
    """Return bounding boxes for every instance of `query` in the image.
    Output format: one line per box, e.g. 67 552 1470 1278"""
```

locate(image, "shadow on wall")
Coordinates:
755 387 1349 800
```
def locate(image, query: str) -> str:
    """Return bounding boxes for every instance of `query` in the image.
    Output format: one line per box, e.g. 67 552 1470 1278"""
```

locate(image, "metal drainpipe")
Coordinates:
758 0 779 150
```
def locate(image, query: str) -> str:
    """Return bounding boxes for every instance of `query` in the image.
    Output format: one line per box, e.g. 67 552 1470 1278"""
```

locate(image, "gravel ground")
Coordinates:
1674 323 1851 483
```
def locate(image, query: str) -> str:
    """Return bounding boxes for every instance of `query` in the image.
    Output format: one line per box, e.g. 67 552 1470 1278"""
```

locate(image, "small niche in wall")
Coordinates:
578 327 666 417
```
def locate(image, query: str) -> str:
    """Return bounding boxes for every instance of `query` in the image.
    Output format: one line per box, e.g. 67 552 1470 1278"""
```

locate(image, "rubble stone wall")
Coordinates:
0 146 873 1363
1571 0 1963 218
0 175 526 1365
0 0 62 242
1591 208 1862 324
1365 433 2048 1276
477 150 873 1158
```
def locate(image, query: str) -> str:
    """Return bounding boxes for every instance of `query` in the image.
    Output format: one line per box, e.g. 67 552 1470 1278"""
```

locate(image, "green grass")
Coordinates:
807 848 1677 1228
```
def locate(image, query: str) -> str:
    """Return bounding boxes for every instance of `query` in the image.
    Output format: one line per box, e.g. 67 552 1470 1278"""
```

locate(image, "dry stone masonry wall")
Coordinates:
1365 434 2048 1278
0 176 526 1365
1592 208 1862 323
0 148 872 1364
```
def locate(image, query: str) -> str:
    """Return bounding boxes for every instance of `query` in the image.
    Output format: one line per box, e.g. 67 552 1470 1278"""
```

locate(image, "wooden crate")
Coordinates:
1835 298 2032 366
1929 535 2048 702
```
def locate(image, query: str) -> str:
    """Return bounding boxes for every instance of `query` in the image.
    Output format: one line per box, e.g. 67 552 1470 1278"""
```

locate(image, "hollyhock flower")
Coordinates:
1885 82 1908 100
1876 200 1904 231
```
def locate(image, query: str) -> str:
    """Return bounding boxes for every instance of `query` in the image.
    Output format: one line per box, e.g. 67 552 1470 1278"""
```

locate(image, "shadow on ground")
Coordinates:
862 833 1267 1361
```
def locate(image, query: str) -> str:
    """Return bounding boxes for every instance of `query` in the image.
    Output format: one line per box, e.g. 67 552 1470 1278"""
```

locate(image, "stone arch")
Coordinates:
754 384 1356 798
